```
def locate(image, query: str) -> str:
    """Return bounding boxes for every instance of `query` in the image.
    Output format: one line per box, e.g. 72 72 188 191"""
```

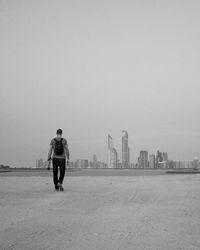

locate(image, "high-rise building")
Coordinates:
149 154 156 168
138 151 148 168
107 135 113 168
36 159 40 168
111 148 118 168
193 157 199 169
155 151 168 168
36 158 44 168
97 161 107 169
122 130 129 168
107 135 118 168
128 146 130 166
175 161 181 169
166 160 174 169
68 162 74 168
156 151 163 168
117 161 122 168
130 163 135 168
93 154 98 168
163 152 168 162
75 159 89 168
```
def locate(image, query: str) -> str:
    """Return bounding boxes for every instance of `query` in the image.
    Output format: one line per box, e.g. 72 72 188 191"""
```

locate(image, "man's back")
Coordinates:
50 137 68 159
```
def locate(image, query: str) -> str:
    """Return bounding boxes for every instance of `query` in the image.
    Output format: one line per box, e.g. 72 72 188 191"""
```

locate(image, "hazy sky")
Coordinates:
1 0 200 167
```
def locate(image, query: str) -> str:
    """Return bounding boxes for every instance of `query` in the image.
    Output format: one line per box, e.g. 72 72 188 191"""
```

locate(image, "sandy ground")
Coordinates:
1 174 200 250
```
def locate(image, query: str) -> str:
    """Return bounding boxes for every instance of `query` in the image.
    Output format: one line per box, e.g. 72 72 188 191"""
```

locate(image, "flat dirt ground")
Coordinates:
1 172 200 250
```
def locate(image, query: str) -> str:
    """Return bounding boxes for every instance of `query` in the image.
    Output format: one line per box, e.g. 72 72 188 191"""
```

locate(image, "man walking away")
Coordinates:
47 129 70 191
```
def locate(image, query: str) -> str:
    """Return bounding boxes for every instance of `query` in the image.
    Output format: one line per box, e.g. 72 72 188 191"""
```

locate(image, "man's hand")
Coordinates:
47 158 51 170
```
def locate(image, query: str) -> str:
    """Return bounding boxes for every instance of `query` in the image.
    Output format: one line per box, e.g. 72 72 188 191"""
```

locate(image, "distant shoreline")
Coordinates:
1 168 200 177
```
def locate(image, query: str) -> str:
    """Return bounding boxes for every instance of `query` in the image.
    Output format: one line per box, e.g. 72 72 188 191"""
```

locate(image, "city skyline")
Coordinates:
4 129 200 168
32 130 198 169
33 149 199 169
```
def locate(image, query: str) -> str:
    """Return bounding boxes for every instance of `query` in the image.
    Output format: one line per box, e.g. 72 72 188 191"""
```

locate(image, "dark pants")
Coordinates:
52 158 66 187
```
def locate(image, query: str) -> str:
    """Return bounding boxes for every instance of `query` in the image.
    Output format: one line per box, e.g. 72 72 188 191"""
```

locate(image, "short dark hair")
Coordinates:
56 129 62 135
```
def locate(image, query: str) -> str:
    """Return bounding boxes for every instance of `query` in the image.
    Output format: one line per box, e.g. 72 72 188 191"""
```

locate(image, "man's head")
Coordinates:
56 129 63 137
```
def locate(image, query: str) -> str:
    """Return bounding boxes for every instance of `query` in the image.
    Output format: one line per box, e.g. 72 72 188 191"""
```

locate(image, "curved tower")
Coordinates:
111 148 118 169
107 135 118 168
122 130 129 168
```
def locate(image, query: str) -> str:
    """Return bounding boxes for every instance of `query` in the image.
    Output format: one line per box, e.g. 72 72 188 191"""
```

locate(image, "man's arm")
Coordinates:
46 144 53 170
48 144 53 161
64 142 70 165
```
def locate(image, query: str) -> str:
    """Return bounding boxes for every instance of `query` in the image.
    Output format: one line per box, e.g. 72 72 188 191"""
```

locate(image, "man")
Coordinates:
47 129 70 191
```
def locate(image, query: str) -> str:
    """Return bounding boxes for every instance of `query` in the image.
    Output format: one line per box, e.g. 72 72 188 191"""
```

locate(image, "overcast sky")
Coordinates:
1 0 200 167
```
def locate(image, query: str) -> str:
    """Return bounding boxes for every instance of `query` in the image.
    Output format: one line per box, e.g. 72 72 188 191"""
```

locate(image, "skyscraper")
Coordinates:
75 159 89 168
36 158 44 168
107 135 118 168
138 151 148 168
122 130 129 168
107 135 113 168
149 154 156 169
93 154 98 168
156 151 168 168
193 157 199 169
163 152 168 162
111 148 118 168
156 150 163 168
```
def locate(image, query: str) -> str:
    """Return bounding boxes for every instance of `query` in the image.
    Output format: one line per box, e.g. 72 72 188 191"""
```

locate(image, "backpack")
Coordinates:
54 138 64 155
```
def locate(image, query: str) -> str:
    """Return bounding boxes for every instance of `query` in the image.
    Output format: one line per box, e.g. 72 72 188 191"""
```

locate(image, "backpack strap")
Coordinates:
54 138 63 142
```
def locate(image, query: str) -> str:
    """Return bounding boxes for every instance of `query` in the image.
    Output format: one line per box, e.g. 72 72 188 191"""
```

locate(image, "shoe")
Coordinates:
57 182 64 191
55 185 59 191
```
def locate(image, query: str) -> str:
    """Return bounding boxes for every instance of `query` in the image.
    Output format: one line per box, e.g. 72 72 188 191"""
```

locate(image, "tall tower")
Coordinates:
149 154 156 169
163 152 168 162
139 151 148 168
107 135 113 168
107 135 118 168
122 130 129 168
93 154 98 168
111 148 118 168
